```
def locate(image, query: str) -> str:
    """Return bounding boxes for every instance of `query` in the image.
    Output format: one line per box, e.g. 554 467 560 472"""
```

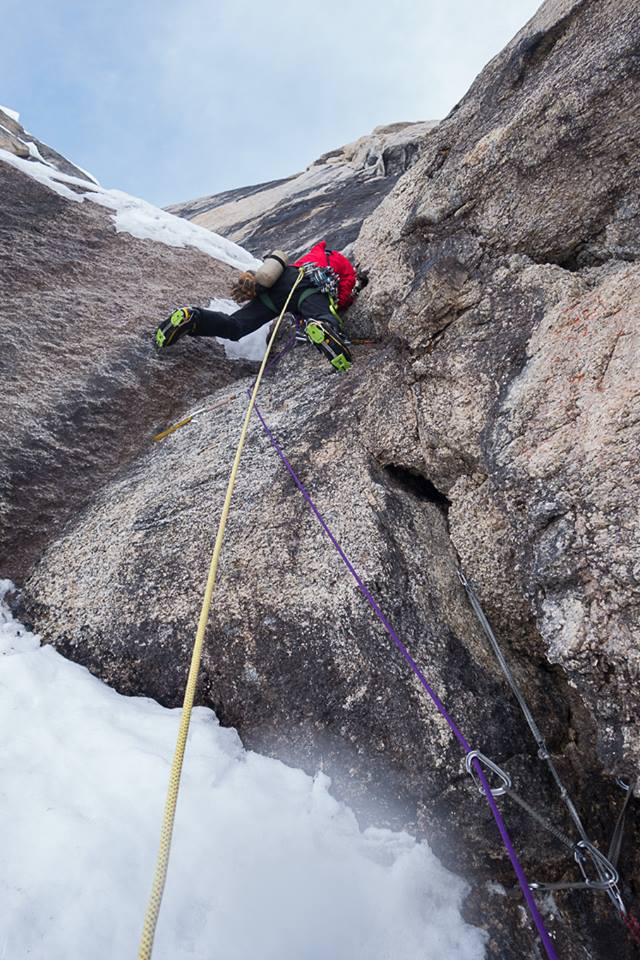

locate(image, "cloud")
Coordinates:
145 0 541 201
3 0 542 205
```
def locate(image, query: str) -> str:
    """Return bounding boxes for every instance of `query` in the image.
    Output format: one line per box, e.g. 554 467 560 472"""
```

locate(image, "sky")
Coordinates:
3 0 542 208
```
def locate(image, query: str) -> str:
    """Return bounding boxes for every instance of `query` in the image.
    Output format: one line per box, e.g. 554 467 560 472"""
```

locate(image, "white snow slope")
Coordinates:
0 583 486 960
0 147 258 272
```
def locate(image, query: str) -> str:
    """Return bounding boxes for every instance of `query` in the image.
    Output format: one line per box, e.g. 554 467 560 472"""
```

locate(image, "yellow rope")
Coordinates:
137 271 304 960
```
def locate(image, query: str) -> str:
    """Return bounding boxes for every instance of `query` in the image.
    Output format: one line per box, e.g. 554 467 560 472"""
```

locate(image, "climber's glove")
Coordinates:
230 271 257 303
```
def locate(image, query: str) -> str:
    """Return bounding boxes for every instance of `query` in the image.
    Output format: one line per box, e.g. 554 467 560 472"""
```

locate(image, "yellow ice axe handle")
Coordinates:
152 416 194 442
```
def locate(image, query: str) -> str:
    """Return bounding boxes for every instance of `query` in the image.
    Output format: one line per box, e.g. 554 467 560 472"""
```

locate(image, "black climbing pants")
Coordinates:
190 267 338 341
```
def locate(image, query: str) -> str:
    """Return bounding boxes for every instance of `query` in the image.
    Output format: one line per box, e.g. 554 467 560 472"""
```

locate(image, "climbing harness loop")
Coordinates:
137 269 305 960
329 297 343 330
465 750 511 797
298 261 340 302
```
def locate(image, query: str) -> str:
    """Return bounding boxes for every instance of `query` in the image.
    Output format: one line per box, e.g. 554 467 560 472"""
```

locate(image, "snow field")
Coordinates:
0 584 486 960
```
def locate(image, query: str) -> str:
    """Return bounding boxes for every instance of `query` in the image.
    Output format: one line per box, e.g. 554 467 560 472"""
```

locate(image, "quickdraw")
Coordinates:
457 567 636 934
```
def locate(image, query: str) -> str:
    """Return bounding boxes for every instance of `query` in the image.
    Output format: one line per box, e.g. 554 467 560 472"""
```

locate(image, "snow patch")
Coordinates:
0 148 81 201
0 149 258 271
25 140 51 165
72 161 101 186
0 123 55 168
0 104 20 122
209 296 271 362
0 586 486 960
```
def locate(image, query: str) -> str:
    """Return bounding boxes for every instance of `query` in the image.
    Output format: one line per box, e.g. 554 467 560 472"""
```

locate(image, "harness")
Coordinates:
259 251 344 329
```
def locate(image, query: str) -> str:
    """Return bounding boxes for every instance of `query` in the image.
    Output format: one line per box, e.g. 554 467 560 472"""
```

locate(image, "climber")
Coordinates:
154 240 368 372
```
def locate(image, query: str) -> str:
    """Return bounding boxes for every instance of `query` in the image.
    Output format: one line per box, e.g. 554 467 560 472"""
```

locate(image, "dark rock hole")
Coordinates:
384 464 451 513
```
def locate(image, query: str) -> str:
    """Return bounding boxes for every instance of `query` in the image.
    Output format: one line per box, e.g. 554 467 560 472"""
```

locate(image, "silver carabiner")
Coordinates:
530 845 620 896
574 840 619 890
607 882 627 916
465 750 512 797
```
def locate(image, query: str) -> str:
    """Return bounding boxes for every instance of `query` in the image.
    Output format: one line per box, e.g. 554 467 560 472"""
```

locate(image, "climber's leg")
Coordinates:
192 301 276 341
293 289 353 371
155 301 276 348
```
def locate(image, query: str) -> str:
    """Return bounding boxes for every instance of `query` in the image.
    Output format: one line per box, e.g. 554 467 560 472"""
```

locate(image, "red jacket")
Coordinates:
293 241 357 311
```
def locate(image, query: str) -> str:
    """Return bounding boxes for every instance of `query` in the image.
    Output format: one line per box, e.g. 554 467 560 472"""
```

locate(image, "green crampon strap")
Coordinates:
331 354 351 372
170 308 188 326
329 297 343 331
305 321 326 344
155 308 192 349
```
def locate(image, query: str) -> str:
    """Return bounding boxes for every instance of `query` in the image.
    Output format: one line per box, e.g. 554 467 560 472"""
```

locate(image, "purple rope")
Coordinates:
264 327 297 375
250 399 560 960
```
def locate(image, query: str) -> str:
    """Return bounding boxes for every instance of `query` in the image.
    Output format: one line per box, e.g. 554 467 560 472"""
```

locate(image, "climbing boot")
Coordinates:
155 307 197 348
305 320 353 372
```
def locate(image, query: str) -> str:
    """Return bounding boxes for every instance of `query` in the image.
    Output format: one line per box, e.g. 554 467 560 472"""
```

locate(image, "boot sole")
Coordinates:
155 309 192 349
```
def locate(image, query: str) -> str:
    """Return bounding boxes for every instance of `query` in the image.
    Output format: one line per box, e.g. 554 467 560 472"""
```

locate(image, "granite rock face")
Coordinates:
7 0 640 956
18 336 637 959
354 0 640 782
18 346 607 958
166 122 438 259
0 158 253 581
